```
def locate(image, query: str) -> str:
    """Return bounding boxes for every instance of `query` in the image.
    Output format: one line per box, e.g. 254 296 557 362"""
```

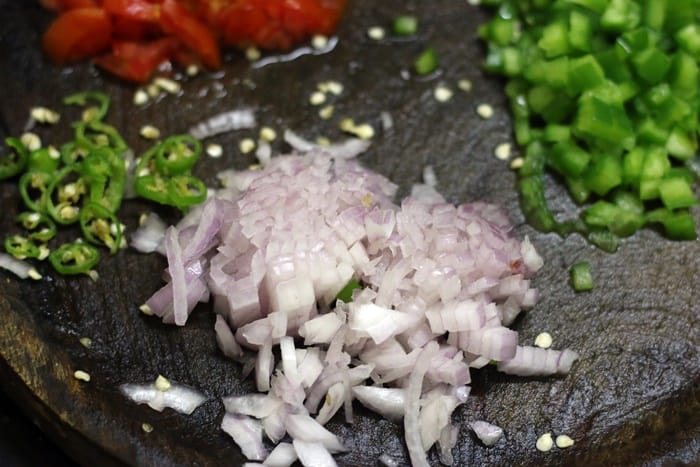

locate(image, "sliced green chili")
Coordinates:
414 47 439 75
48 242 100 275
64 91 110 122
155 135 202 176
168 175 207 210
79 202 123 254
16 212 57 243
393 15 418 36
4 235 41 260
1 137 29 180
44 166 83 225
19 171 52 213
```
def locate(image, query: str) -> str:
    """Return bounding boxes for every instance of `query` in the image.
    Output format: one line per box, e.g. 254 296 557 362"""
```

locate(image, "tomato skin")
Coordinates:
42 8 113 64
160 0 221 69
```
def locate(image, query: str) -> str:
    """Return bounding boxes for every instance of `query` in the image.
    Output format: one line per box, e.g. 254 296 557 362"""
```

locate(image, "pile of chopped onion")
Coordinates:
133 143 578 466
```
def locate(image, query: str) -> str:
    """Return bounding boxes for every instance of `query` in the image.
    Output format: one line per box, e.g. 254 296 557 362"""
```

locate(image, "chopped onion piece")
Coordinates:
189 109 256 139
119 381 206 414
293 440 338 467
0 253 38 280
221 413 268 461
263 442 298 467
469 420 504 447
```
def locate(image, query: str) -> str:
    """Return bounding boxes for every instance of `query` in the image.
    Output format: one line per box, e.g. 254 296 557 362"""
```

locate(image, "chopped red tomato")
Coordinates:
218 0 347 50
160 0 221 69
40 0 348 81
42 8 112 64
94 37 179 82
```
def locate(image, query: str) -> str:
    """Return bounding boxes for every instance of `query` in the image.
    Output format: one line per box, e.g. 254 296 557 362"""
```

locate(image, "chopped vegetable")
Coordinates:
41 0 349 82
480 0 700 247
0 92 206 277
393 15 418 36
414 47 439 75
570 261 594 292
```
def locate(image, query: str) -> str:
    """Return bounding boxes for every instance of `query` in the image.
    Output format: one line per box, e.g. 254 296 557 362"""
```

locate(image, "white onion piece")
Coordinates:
316 382 345 425
262 403 292 443
404 342 439 467
0 253 37 279
189 109 256 139
222 413 268 461
215 314 244 359
119 382 206 414
130 212 167 254
379 453 400 467
223 393 282 419
351 386 406 421
469 420 504 447
293 440 338 467
263 442 297 467
497 346 579 376
419 394 461 451
298 313 344 345
438 424 459 466
256 341 273 392
283 129 370 159
285 413 345 453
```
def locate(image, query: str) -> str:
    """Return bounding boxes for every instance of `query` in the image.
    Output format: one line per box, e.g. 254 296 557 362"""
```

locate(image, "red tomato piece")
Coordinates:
217 0 347 50
160 0 221 69
102 0 162 22
42 8 113 64
94 37 179 82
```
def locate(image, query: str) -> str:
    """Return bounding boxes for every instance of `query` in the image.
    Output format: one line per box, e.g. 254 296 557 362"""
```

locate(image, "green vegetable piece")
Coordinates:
665 127 697 160
667 52 699 98
519 175 557 232
658 177 697 209
622 147 645 185
27 147 61 173
134 175 170 206
4 235 41 260
549 142 591 177
16 212 57 243
43 166 84 225
168 175 207 210
155 135 202 176
543 124 571 142
574 95 635 149
0 137 29 180
660 212 697 240
642 0 666 30
568 10 594 52
79 202 123 254
538 20 570 58
570 261 594 291
567 55 606 94
336 278 361 303
18 171 52 213
563 0 607 14
414 47 439 75
675 24 700 58
393 15 418 36
632 48 671 84
48 242 100 275
595 48 632 83
584 153 623 196
601 0 641 33
64 91 110 122
587 229 620 252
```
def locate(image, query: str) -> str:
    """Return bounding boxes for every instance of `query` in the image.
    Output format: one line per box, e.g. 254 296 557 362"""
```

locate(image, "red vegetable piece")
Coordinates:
102 0 162 22
94 37 179 82
42 8 113 64
218 0 347 50
160 0 221 69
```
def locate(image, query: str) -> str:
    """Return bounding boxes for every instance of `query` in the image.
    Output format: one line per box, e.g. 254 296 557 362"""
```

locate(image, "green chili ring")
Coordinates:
155 135 202 176
4 235 41 260
168 175 207 209
43 165 83 225
64 91 110 122
134 174 171 205
0 137 29 180
79 201 123 254
27 147 61 173
19 171 52 213
16 212 57 243
48 242 100 275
